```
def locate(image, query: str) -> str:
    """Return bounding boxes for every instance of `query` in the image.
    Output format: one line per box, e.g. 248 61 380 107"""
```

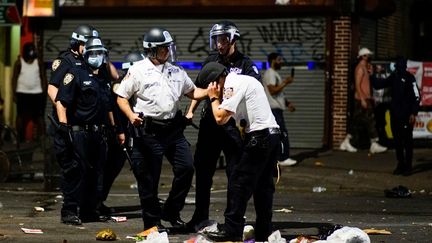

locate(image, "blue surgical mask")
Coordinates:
87 54 104 69
389 62 396 72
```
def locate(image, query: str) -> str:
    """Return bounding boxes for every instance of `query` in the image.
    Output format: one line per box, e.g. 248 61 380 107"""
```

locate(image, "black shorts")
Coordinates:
16 92 46 117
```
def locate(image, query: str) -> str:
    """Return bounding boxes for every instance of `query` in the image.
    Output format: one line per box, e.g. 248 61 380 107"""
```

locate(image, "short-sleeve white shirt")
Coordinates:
263 68 285 110
218 73 279 133
115 58 195 120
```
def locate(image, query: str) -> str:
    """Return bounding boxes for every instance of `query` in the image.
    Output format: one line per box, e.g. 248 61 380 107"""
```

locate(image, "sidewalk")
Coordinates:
0 147 431 242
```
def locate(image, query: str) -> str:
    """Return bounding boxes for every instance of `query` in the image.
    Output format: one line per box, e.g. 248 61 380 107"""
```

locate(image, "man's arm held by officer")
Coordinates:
207 82 233 125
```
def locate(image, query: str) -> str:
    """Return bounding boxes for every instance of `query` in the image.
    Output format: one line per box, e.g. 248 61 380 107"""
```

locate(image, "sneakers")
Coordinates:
369 142 387 154
278 158 297 166
339 138 357 152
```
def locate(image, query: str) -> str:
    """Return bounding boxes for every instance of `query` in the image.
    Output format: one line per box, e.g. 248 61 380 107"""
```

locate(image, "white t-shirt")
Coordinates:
218 73 279 133
262 68 285 110
16 58 43 94
115 58 195 120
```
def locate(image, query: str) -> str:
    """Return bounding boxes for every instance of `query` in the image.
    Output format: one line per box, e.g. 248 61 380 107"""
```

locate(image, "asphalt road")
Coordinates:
0 148 431 242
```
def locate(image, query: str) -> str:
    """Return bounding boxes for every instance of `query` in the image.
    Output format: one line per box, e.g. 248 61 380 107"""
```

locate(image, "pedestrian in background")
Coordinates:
116 27 208 231
340 47 387 154
12 42 47 142
263 52 297 166
186 20 261 232
372 57 420 176
198 62 280 242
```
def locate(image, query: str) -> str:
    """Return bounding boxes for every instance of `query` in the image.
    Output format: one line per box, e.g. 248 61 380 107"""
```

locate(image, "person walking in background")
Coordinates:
372 57 420 176
11 42 47 142
186 20 261 232
197 62 280 242
263 52 297 166
339 47 387 154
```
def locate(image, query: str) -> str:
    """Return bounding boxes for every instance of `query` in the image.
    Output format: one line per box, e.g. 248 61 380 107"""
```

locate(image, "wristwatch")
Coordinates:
210 97 218 103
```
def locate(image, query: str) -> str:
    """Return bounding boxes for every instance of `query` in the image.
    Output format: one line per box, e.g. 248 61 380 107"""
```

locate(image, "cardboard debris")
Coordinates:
274 208 293 213
34 207 45 212
111 216 127 222
21 228 43 234
363 228 392 235
137 226 158 237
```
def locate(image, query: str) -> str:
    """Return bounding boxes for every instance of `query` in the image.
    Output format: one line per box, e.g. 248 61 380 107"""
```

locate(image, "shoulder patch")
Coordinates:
112 83 120 93
52 59 61 71
63 73 74 85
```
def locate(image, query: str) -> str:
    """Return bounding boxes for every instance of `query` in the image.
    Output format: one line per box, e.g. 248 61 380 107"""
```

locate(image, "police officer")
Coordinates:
115 27 208 231
198 62 280 242
373 57 421 176
48 24 98 225
186 20 261 231
56 37 114 224
99 51 145 216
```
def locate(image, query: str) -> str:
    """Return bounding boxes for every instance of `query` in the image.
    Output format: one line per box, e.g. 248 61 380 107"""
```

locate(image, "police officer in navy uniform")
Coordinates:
99 51 145 216
115 28 208 231
198 62 280 242
186 20 261 231
48 24 99 225
55 37 114 224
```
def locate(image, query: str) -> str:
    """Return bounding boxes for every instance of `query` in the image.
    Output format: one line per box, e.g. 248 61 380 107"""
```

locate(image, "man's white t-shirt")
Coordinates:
218 73 279 133
262 68 285 110
115 58 195 120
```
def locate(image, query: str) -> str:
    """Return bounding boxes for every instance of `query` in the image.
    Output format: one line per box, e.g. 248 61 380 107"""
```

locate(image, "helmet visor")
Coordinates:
168 42 177 63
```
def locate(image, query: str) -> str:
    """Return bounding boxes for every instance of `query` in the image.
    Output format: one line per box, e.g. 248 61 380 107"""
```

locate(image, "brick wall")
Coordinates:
331 16 351 148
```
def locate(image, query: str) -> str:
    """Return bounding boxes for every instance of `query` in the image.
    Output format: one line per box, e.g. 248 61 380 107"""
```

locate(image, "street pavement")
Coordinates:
0 147 431 242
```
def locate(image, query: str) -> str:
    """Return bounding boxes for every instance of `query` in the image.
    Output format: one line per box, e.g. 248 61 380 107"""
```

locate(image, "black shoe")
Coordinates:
162 215 187 228
81 213 109 223
61 214 82 225
201 227 242 242
98 203 114 216
144 223 169 233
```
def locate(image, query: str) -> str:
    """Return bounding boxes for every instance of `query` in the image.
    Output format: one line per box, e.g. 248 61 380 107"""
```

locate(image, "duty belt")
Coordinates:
247 127 280 137
71 124 107 133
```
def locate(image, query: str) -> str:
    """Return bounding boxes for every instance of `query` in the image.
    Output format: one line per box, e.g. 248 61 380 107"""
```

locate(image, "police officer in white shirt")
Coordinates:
196 62 281 242
115 27 208 231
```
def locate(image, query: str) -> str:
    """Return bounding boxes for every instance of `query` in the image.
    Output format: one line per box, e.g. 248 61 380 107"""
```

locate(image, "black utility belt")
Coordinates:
71 124 107 133
247 127 280 137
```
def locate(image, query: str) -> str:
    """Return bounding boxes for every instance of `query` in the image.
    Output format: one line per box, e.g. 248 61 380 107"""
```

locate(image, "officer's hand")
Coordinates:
117 133 126 145
284 76 293 85
181 116 193 128
57 123 72 144
185 111 193 120
207 82 220 99
129 113 144 126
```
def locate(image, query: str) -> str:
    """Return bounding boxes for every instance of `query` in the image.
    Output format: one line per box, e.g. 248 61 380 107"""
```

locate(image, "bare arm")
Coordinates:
48 84 58 105
117 96 143 126
56 101 68 124
267 76 293 95
186 99 200 119
208 82 233 125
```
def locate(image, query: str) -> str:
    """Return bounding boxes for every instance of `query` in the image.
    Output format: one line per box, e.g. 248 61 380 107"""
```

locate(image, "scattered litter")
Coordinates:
137 226 158 237
111 216 127 222
428 223 432 227
243 225 255 242
130 183 138 189
312 226 370 243
268 230 287 243
19 223 24 226
419 189 426 194
348 169 354 175
198 222 218 234
314 161 324 167
17 187 24 191
185 198 195 204
96 228 116 241
274 208 293 213
363 228 392 235
183 235 212 243
312 187 326 193
289 236 317 243
55 195 63 199
384 185 411 198
0 202 2 209
21 228 43 234
135 231 169 243
34 207 45 212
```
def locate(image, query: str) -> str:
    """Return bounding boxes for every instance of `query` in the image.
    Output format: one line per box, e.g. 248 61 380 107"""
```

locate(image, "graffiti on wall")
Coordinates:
44 19 325 63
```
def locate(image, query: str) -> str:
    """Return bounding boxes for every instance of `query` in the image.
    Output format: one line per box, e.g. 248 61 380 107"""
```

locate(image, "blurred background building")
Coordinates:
0 0 430 149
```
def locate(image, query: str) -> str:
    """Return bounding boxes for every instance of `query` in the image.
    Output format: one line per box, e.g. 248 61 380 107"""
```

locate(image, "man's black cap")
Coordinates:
195 62 227 88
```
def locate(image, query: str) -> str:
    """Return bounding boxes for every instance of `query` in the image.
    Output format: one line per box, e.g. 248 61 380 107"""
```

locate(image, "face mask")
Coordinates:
87 54 104 69
389 62 395 72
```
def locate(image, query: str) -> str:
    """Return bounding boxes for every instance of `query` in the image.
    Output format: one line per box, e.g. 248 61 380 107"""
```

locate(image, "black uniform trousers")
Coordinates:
56 128 107 218
390 113 414 171
101 132 126 202
223 129 280 241
130 125 194 229
190 113 242 225
271 108 291 161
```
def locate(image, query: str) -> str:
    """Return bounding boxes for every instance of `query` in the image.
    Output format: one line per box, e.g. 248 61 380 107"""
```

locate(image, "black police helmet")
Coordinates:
143 27 174 49
122 51 145 70
196 62 228 88
395 56 407 73
71 24 99 42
